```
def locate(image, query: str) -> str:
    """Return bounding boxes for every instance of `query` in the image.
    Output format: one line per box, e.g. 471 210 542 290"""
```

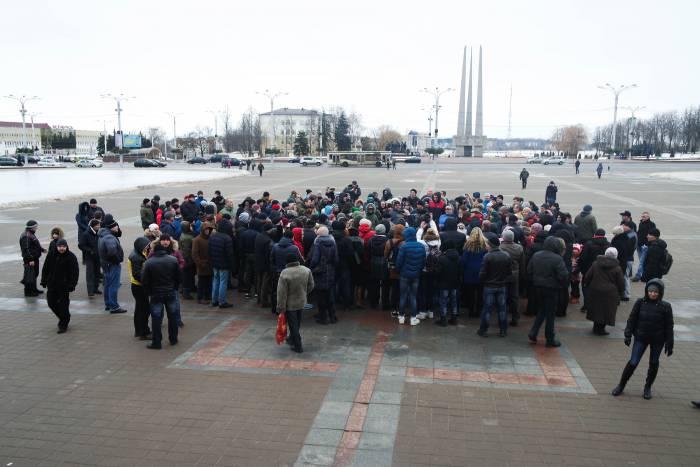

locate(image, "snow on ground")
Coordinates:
650 171 700 183
0 167 248 208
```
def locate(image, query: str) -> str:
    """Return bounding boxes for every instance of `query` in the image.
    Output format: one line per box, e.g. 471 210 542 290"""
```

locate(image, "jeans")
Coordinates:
211 268 230 305
439 288 458 317
286 309 302 350
506 280 519 323
173 292 182 325
480 286 507 332
529 287 558 342
399 276 419 318
629 339 664 366
131 284 150 337
85 257 101 294
624 261 633 299
149 293 178 347
102 263 121 311
47 289 70 329
634 245 647 280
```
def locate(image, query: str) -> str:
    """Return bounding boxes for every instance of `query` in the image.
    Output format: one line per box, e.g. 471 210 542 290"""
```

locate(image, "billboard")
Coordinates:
122 134 142 148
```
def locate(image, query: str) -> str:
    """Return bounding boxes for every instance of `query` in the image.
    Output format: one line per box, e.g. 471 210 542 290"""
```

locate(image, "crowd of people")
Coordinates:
19 178 686 401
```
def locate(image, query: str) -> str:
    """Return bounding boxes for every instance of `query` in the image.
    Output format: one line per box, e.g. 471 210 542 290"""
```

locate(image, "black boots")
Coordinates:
612 361 637 396
643 362 659 400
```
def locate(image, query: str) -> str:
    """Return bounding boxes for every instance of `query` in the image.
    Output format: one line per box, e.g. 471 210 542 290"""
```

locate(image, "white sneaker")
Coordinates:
417 312 428 320
398 316 405 324
427 311 434 319
410 317 420 326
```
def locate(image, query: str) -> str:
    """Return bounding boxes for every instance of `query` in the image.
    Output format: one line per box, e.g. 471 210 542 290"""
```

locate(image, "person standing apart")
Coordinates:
545 181 558 206
276 253 315 353
97 215 126 314
40 239 79 333
20 220 46 297
258 162 265 177
141 244 181 349
519 168 529 189
596 162 603 179
612 279 673 400
575 159 581 174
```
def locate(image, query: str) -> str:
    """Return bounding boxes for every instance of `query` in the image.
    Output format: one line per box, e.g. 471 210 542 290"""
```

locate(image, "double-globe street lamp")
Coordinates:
420 87 453 151
3 94 40 165
101 93 134 167
598 83 637 154
256 89 288 163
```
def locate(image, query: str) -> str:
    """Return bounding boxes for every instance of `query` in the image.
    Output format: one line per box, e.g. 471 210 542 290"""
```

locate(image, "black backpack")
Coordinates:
425 244 442 273
662 249 673 275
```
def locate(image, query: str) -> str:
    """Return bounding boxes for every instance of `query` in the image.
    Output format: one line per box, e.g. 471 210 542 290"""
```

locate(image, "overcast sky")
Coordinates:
1 0 697 139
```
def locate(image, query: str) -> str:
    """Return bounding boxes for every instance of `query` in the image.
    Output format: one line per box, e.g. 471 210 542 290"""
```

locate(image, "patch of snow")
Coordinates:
650 171 700 183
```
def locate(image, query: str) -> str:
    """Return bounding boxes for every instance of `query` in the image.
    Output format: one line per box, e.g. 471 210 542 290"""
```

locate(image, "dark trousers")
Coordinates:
418 273 438 313
243 254 256 294
85 257 101 294
463 282 483 317
286 309 302 350
256 271 271 306
335 267 352 307
556 284 570 317
522 180 527 189
182 264 196 296
24 261 40 293
525 282 539 315
506 280 520 323
388 278 400 311
270 272 281 313
47 289 70 329
131 284 150 337
529 287 558 343
197 275 212 301
149 293 178 347
316 289 336 322
380 279 391 310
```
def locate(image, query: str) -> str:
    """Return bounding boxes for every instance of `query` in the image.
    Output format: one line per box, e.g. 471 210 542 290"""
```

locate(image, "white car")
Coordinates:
526 156 543 164
37 157 65 167
543 156 566 165
76 159 103 168
300 156 323 166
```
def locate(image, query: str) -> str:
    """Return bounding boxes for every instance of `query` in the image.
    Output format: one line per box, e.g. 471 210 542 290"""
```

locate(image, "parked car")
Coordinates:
404 156 422 163
543 156 566 165
288 157 301 163
26 155 41 164
0 156 22 167
208 154 224 163
134 158 161 168
37 157 64 167
153 159 167 167
187 157 208 164
300 156 323 166
221 157 242 167
75 159 103 168
526 156 543 164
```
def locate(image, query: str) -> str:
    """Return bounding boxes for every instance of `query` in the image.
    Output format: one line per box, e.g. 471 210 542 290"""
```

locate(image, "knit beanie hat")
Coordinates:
56 239 68 248
238 212 250 223
502 229 515 242
317 226 329 236
375 224 386 235
605 247 618 258
26 220 38 229
583 205 592 213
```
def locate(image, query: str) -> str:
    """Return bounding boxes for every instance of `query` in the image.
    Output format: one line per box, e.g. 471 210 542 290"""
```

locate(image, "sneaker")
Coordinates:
410 317 420 326
427 311 434 319
88 293 95 298
244 294 253 299
499 330 507 338
632 277 640 283
146 344 162 350
434 316 447 327
416 312 428 320
391 310 399 318
110 308 127 314
211 302 219 307
509 320 518 327
94 290 103 295
398 316 405 324
545 340 562 348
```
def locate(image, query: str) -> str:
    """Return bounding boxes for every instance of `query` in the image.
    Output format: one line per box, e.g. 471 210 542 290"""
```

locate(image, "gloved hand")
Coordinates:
665 345 673 357
624 336 631 347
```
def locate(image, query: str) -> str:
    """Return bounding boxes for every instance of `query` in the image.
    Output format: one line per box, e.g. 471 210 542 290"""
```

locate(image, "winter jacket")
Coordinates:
76 202 90 235
141 250 181 297
584 255 625 326
19 229 43 263
97 227 123 267
254 231 273 273
239 226 259 255
527 236 569 289
611 233 635 268
579 236 609 277
276 262 315 313
395 227 426 279
78 225 100 262
128 237 151 286
545 184 558 202
271 237 302 273
437 249 461 289
460 248 486 284
192 225 213 276
637 219 656 247
208 230 234 271
140 204 155 230
573 212 597 242
642 239 668 282
625 279 673 348
368 234 389 280
179 223 194 267
310 235 338 290
40 247 79 291
384 224 405 280
160 220 177 239
500 240 525 282
479 247 512 287
439 218 466 254
302 227 317 260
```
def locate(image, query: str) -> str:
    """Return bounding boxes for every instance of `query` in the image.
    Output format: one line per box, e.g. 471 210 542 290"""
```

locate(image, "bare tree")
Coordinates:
551 125 588 157
373 125 402 151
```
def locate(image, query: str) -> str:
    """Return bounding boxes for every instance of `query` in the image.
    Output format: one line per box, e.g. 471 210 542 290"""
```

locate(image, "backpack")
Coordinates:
425 244 442 273
662 249 673 275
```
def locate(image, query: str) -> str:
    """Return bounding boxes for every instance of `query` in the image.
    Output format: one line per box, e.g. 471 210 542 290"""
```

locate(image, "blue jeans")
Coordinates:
149 292 178 347
480 286 507 332
211 268 230 305
624 261 633 299
440 288 458 317
102 263 121 310
634 245 647 280
629 339 663 366
173 292 182 325
399 276 419 318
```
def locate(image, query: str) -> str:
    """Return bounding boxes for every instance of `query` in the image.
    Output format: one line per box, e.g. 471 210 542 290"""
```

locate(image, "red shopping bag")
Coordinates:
275 313 287 345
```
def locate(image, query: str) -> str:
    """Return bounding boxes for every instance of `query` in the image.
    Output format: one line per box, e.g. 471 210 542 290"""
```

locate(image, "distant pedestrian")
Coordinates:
40 239 79 333
519 168 529 189
575 159 581 174
596 163 603 179
20 220 45 297
276 253 315 353
545 181 558 205
392 159 397 170
258 162 265 176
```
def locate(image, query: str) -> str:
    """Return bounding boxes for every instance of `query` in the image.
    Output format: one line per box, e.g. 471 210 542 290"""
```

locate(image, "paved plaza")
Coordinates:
1 160 699 466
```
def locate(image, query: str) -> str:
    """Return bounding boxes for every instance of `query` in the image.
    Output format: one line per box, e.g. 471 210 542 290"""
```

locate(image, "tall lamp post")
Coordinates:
29 112 41 155
420 87 453 151
598 83 637 154
256 89 288 163
101 93 133 167
165 112 182 161
623 106 645 159
3 94 40 165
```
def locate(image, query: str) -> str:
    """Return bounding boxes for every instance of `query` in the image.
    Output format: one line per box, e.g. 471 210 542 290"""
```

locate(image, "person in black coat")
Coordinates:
309 226 339 324
20 220 46 296
78 219 102 297
40 239 79 333
634 211 656 281
331 221 355 310
436 247 461 326
141 244 181 349
579 229 609 311
545 181 558 205
641 228 667 283
439 218 466 255
75 201 90 236
254 224 274 307
612 279 673 400
208 220 235 308
477 235 513 337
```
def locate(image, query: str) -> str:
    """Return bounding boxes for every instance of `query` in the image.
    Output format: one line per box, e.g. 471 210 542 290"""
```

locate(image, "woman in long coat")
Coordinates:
584 246 625 335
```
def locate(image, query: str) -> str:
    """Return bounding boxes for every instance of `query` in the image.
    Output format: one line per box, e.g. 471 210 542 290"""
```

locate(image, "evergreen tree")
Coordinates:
293 131 310 155
335 112 351 151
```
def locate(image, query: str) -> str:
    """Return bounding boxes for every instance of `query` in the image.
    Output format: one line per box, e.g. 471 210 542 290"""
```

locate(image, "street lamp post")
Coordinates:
624 105 645 159
101 93 133 167
420 87 454 152
29 112 41 155
165 112 182 161
598 83 637 154
3 94 40 165
256 89 288 164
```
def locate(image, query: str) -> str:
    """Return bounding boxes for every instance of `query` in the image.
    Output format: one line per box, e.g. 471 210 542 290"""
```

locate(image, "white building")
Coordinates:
75 130 101 155
259 108 319 154
0 121 49 155
403 130 432 155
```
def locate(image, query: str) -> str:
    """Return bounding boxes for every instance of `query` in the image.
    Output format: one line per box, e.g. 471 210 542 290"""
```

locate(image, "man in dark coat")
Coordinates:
527 236 569 347
208 220 235 308
477 234 513 337
87 198 105 222
97 215 125 314
180 194 199 223
78 219 102 297
76 202 91 236
309 226 338 324
239 219 260 297
439 218 466 255
545 181 558 205
641 228 667 282
40 239 79 333
519 168 529 189
141 243 181 349
254 224 274 307
584 247 625 335
367 224 389 310
436 246 461 326
634 211 656 282
20 220 45 296
573 205 597 243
